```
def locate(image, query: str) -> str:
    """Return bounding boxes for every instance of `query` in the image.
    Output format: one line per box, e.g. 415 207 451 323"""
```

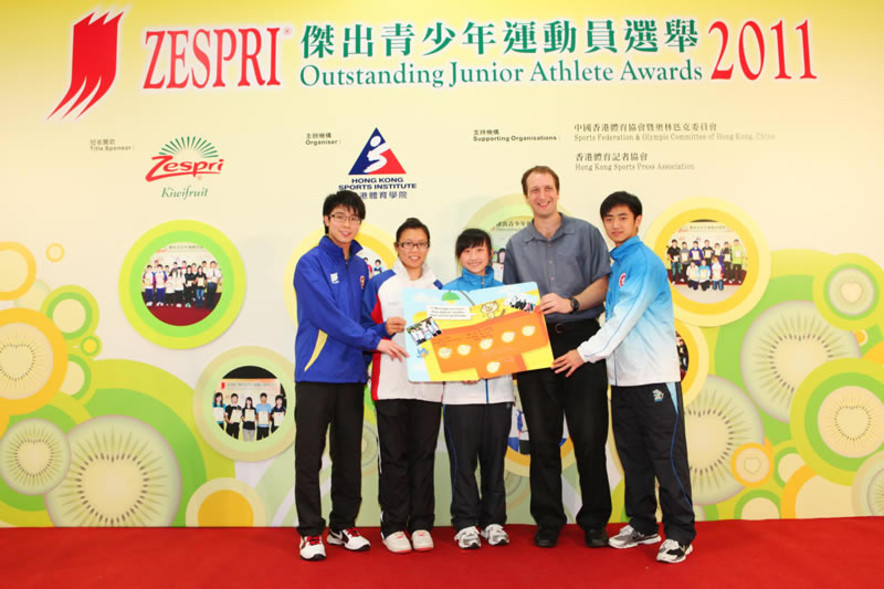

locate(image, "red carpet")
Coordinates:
1 519 880 587
146 303 217 326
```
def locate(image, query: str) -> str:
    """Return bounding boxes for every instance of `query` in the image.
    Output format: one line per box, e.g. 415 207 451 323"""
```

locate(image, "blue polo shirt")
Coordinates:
502 213 611 323
255 402 272 428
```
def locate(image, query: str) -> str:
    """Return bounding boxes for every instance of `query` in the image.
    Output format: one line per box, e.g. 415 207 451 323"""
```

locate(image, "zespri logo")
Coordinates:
146 136 224 182
143 25 285 89
50 9 290 121
48 11 123 119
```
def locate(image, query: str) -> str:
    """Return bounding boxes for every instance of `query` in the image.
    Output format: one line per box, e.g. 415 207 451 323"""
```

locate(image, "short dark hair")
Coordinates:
322 190 365 234
600 191 642 218
395 217 430 243
521 165 560 196
455 228 492 259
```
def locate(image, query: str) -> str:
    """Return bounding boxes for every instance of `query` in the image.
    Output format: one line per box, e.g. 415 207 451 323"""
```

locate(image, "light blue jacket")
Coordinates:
577 236 680 386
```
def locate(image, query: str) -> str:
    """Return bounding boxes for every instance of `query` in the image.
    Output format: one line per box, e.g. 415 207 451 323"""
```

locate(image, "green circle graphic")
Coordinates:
772 442 802 488
64 353 93 400
733 489 781 519
790 358 884 485
193 346 295 462
41 286 99 340
119 220 245 349
813 254 884 331
79 335 102 357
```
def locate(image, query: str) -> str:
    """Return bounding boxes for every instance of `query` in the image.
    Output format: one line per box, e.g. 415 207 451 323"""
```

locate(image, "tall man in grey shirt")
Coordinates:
503 165 612 548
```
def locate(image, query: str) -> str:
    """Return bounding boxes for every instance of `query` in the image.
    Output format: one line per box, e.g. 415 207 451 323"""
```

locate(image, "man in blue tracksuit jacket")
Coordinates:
553 191 696 564
293 190 406 561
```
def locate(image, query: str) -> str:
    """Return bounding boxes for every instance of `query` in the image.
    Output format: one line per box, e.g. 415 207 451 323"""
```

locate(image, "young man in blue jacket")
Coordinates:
293 190 406 561
553 191 696 564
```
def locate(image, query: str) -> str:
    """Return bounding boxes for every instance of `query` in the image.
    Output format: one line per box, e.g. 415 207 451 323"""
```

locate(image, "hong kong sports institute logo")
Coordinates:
349 128 406 175
146 136 224 182
49 11 123 119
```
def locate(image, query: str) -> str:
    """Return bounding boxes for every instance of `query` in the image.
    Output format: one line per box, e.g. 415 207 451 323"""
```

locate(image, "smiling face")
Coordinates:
459 243 492 276
524 172 560 220
395 227 430 276
323 205 361 249
603 204 642 247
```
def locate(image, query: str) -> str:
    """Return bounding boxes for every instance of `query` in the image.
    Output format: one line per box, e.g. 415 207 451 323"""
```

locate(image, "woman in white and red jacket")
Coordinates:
362 217 443 555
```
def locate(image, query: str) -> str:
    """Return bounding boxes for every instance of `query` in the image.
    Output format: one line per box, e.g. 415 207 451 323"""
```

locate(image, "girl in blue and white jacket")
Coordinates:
442 228 515 550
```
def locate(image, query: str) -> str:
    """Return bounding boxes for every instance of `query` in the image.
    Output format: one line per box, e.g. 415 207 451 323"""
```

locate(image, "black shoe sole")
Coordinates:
585 529 609 548
534 530 559 548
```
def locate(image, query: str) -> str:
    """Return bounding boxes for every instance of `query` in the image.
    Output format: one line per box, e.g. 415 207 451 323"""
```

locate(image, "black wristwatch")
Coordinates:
569 297 580 314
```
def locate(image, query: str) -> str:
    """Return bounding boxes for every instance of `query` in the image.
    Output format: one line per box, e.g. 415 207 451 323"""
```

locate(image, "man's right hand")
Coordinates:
377 338 408 360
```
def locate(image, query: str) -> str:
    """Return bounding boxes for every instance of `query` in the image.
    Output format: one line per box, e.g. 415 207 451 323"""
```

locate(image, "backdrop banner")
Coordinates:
1 0 882 527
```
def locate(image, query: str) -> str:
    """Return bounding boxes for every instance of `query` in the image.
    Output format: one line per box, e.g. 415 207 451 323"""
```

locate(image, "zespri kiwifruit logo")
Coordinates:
146 136 224 182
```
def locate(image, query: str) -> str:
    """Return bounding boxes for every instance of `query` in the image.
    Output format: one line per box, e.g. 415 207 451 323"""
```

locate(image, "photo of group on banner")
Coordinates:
665 221 747 303
140 242 223 326
211 377 287 442
362 256 386 278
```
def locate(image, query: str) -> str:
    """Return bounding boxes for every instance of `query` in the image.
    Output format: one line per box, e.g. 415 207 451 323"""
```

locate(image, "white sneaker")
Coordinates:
656 538 693 563
481 524 509 546
608 524 661 549
327 527 370 551
299 535 326 561
411 529 434 551
382 531 412 554
454 526 481 550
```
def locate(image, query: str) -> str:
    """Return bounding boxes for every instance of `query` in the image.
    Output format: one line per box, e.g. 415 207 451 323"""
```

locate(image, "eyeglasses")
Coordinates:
328 212 361 224
397 241 429 251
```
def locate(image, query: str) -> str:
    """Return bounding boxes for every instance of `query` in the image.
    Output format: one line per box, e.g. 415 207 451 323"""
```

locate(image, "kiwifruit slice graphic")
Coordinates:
0 418 70 495
852 452 884 516
740 301 860 422
45 415 181 526
685 375 764 505
0 322 54 401
826 267 876 318
816 386 884 458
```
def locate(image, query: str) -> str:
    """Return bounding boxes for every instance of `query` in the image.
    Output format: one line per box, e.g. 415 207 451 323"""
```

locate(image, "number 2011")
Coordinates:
708 20 816 80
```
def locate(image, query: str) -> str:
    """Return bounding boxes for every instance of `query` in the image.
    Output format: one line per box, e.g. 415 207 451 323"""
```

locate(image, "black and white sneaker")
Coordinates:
656 538 693 563
608 524 661 549
327 527 371 551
